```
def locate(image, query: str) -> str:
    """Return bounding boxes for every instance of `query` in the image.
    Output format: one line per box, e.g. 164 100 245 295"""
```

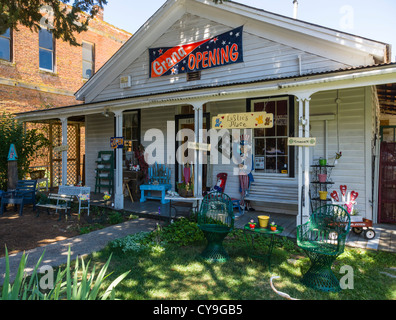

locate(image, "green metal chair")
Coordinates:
197 192 235 262
297 204 351 292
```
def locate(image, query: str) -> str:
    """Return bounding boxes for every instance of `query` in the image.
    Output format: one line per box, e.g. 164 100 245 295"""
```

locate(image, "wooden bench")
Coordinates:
243 179 298 212
58 185 91 215
36 193 74 221
140 163 171 204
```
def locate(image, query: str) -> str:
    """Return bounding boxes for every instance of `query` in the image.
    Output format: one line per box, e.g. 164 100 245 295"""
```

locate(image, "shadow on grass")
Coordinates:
91 234 396 301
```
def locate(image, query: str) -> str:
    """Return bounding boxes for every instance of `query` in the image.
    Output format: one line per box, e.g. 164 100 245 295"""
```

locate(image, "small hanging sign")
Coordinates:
7 144 18 161
54 145 69 153
212 112 273 129
287 137 316 147
111 137 124 149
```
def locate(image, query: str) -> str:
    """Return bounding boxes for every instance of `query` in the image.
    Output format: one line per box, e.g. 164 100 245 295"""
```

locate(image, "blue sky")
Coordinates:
103 0 396 61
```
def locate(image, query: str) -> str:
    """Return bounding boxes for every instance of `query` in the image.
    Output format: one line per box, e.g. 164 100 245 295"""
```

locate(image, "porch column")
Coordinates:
114 110 124 210
60 117 68 186
296 94 312 226
192 102 204 198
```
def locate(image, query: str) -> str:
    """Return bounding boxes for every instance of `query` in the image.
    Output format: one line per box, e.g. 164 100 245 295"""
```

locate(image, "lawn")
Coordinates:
85 220 396 301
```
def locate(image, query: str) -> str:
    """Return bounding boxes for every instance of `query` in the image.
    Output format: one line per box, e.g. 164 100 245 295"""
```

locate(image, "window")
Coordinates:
122 110 141 167
39 29 54 71
82 41 94 79
0 28 11 61
250 97 293 175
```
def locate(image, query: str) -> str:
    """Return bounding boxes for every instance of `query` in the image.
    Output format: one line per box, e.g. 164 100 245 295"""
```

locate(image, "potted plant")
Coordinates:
249 219 256 229
270 221 277 231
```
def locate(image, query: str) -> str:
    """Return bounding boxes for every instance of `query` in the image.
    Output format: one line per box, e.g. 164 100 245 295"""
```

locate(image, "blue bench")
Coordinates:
140 163 171 204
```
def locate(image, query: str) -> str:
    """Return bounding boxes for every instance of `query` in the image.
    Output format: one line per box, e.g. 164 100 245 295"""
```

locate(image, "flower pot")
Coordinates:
319 191 328 200
318 174 327 183
319 158 327 166
249 224 256 229
270 226 277 231
258 215 270 228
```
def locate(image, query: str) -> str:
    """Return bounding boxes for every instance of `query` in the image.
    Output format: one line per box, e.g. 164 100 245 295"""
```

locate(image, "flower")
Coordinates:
103 191 111 201
249 219 256 226
270 221 277 227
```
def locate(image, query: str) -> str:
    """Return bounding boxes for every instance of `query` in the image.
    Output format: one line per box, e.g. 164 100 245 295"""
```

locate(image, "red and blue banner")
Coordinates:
149 26 243 78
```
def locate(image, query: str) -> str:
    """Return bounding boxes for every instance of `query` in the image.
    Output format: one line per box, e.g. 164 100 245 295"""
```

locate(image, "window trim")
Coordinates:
246 95 295 178
0 28 12 62
82 40 95 79
39 29 55 72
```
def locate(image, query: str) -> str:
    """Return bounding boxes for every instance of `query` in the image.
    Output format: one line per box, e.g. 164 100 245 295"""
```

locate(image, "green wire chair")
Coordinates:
297 204 351 292
197 192 235 262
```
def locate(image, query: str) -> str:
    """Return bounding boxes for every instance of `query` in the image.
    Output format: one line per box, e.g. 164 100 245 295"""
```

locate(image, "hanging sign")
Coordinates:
187 142 211 151
7 144 18 161
111 137 124 149
149 26 243 78
212 112 273 129
287 137 316 147
54 145 69 153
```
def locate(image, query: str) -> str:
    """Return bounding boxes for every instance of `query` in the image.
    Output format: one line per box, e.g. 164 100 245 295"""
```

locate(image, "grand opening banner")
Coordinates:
149 26 243 78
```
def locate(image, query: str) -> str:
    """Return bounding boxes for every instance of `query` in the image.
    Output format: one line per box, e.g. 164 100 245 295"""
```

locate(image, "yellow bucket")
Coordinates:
258 215 270 228
319 191 328 200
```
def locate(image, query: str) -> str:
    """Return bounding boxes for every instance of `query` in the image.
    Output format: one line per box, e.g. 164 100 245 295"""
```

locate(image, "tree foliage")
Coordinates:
0 0 107 46
0 113 50 190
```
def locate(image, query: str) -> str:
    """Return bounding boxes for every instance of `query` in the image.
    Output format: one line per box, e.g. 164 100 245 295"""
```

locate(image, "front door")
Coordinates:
175 113 210 193
378 126 396 224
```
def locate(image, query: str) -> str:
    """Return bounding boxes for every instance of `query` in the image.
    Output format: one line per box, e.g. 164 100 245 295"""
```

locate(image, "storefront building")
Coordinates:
17 0 396 225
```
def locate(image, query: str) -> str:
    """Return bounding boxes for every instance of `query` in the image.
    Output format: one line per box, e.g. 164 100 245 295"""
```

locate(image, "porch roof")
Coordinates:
16 62 396 122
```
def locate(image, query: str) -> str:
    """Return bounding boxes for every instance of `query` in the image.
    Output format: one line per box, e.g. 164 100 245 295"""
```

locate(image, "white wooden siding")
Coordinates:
91 13 349 103
310 87 374 219
85 114 114 190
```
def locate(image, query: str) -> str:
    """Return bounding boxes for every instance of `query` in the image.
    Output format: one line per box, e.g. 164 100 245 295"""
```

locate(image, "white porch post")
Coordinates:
296 94 312 226
192 102 204 198
114 110 124 210
60 117 68 186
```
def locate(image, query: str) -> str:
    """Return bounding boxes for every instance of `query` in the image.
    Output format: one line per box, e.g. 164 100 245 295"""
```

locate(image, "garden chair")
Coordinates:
297 204 351 292
197 192 234 262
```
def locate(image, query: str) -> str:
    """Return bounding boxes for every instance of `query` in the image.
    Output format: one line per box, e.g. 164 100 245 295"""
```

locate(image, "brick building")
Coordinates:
0 7 131 114
0 7 131 187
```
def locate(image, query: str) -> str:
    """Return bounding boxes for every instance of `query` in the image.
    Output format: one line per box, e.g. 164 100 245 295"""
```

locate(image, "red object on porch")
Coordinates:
378 141 396 224
215 173 227 192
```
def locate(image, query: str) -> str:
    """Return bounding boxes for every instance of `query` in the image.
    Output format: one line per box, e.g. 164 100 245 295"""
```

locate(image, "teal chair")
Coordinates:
297 204 351 292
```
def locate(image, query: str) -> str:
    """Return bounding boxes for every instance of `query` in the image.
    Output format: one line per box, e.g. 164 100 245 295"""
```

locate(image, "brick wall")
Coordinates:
0 15 131 115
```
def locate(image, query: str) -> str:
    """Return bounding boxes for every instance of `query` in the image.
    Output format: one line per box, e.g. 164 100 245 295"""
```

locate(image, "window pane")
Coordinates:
39 49 53 70
82 61 93 79
254 138 265 156
39 29 53 50
0 37 10 61
82 42 93 61
1 28 10 38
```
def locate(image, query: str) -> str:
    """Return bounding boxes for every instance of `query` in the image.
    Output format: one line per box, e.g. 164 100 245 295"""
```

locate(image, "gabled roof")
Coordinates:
75 0 390 103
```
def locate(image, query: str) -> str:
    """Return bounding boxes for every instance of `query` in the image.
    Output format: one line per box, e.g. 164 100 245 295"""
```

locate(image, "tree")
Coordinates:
0 112 50 191
0 0 107 46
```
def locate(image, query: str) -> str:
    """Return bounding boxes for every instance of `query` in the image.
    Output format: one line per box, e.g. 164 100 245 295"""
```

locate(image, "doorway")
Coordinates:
175 112 210 193
378 126 396 224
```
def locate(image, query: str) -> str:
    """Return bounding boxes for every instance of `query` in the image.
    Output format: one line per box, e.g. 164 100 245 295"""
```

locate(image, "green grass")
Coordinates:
87 229 396 300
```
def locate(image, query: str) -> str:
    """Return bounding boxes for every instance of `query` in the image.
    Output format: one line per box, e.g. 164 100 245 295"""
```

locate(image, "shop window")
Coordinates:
0 28 12 61
82 41 94 79
39 29 55 71
249 97 293 175
122 110 141 168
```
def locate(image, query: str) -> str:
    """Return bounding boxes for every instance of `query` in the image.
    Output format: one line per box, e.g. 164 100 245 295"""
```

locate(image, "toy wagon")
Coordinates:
350 217 376 239
330 185 376 240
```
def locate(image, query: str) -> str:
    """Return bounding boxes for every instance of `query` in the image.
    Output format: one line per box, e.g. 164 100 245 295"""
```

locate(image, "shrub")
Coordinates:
160 218 204 246
0 112 49 190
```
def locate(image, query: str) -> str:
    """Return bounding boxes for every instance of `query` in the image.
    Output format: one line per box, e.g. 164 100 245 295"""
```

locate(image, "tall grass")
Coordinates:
0 246 129 300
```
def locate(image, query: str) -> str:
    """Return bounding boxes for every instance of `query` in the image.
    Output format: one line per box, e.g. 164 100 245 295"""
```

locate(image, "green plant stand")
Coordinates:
243 225 284 272
197 192 234 263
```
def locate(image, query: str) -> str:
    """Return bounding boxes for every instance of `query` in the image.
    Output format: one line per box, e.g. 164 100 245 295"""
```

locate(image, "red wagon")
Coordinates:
350 218 376 240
